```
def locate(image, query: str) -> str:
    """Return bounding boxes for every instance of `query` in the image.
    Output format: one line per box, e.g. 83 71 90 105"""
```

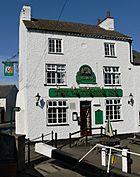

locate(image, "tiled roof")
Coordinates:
132 50 140 65
23 19 131 41
0 85 18 98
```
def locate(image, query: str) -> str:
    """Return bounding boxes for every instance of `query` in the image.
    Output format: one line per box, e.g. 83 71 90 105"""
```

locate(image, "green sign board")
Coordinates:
4 62 14 76
49 87 123 98
95 110 103 124
76 65 96 84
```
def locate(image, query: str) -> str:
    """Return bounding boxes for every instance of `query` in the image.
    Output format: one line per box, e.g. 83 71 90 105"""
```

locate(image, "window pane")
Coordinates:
110 44 115 56
48 38 62 53
104 43 109 56
48 102 52 106
106 99 121 120
49 39 55 53
58 101 62 106
47 101 67 124
46 64 66 85
104 66 120 85
53 101 57 106
56 40 62 53
104 43 115 57
57 73 65 84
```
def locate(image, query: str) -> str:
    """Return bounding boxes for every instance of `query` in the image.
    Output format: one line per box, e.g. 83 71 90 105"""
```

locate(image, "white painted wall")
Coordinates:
16 6 139 140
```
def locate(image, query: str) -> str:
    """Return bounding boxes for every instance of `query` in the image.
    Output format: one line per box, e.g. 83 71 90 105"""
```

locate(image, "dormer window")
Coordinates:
104 43 116 57
48 38 63 54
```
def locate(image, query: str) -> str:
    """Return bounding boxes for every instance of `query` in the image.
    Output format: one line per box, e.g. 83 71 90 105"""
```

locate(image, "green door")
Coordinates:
95 110 103 124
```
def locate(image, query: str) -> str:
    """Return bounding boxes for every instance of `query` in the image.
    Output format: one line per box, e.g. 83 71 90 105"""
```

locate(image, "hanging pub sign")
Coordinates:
4 62 14 76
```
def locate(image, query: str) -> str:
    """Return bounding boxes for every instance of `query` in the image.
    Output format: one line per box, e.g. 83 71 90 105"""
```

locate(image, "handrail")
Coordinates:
79 143 140 174
30 132 53 142
25 131 56 165
70 126 104 136
69 126 117 148
71 126 117 136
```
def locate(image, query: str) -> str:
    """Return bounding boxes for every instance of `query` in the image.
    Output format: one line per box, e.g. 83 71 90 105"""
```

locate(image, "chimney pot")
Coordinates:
107 11 110 18
97 19 101 25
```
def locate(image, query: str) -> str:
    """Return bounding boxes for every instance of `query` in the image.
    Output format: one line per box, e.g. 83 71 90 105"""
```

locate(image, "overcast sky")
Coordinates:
0 0 140 86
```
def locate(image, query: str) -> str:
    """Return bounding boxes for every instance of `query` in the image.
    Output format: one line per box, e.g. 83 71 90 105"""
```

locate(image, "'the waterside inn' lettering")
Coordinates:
49 88 123 98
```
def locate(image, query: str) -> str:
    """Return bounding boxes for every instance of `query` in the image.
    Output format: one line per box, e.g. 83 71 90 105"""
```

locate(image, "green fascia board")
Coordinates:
49 87 123 98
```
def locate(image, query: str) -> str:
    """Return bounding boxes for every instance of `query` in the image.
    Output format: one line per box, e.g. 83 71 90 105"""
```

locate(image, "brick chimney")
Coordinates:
20 5 31 21
97 19 101 25
107 11 110 18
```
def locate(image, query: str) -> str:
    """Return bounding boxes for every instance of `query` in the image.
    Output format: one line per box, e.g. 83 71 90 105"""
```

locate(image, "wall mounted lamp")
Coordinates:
35 93 41 106
128 93 134 106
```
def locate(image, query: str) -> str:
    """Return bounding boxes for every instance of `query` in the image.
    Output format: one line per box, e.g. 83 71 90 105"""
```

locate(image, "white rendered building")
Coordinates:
16 6 140 140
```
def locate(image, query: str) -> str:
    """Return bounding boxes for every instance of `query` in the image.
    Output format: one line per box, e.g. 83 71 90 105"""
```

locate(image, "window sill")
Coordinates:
44 84 67 86
105 119 123 122
105 55 117 58
48 52 64 55
104 84 121 87
46 124 69 126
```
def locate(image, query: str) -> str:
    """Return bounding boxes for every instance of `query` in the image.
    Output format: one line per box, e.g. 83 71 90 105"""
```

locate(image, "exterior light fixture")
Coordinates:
128 93 134 106
35 93 41 106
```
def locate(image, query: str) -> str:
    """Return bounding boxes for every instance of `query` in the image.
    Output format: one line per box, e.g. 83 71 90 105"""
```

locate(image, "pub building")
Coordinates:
16 6 140 140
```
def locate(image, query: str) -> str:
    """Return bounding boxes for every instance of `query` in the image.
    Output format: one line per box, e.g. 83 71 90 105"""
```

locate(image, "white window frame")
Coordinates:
46 100 68 125
105 99 121 121
104 43 116 57
45 64 66 85
103 66 121 86
48 38 63 54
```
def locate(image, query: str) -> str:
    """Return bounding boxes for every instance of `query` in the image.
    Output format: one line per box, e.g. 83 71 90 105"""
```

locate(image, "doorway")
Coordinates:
80 101 91 136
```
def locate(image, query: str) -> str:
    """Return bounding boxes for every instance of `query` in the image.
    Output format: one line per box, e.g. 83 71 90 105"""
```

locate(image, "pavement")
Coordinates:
61 136 140 176
1 124 139 177
18 134 140 177
18 159 85 177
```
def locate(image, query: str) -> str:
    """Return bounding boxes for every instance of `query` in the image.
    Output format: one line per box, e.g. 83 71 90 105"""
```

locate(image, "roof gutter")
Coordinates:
27 27 132 42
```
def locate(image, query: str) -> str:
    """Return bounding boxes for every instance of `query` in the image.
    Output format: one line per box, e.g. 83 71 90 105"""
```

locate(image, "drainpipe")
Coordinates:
129 39 133 64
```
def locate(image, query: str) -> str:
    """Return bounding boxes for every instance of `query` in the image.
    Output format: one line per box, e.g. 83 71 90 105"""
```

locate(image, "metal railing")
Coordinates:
25 131 57 165
79 143 138 174
69 126 117 148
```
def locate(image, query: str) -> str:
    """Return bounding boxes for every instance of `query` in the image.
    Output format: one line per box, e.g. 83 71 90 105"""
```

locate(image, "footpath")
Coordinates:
18 136 140 177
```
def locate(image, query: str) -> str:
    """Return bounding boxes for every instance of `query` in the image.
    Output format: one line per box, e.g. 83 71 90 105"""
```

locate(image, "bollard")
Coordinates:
114 129 117 136
55 133 57 148
127 149 132 174
51 131 54 146
122 149 128 173
69 133 71 148
101 148 106 166
86 134 88 146
41 133 44 142
101 126 103 136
